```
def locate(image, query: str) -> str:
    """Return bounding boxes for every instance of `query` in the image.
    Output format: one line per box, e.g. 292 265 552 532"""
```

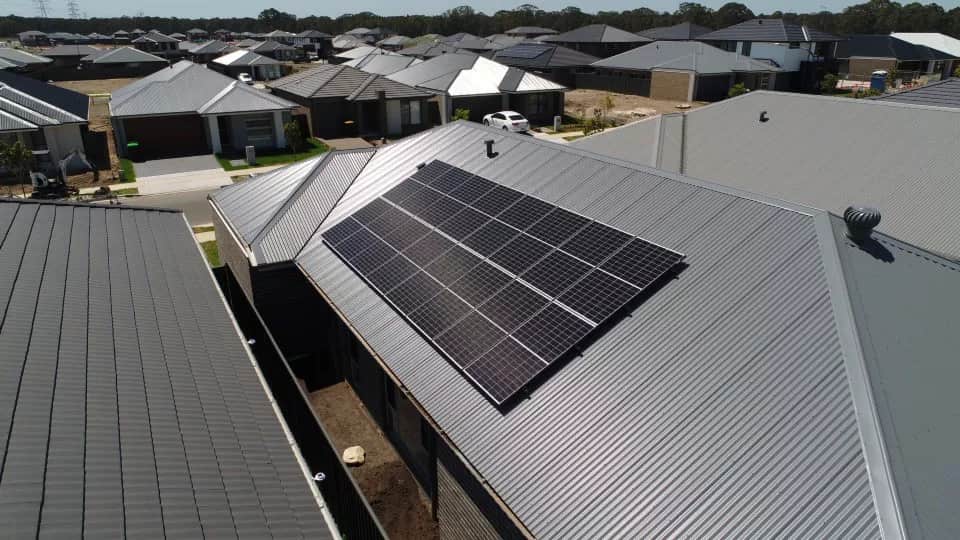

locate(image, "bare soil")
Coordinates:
308 382 439 540
53 77 140 96
564 88 706 124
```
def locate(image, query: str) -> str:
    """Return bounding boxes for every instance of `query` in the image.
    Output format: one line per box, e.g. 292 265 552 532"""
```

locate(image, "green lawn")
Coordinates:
113 187 139 196
216 138 329 171
201 241 221 267
119 159 137 183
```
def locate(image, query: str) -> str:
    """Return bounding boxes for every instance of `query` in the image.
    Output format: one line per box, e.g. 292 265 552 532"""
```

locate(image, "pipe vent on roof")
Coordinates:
844 206 881 242
484 139 498 158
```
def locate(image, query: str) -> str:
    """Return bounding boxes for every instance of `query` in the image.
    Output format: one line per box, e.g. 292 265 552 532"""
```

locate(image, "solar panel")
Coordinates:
498 44 550 59
322 161 684 406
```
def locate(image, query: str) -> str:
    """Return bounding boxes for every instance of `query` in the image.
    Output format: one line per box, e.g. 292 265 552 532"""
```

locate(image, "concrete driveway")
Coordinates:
133 155 231 195
133 155 221 177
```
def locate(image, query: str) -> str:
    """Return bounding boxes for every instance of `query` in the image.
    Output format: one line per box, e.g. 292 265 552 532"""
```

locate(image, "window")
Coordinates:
759 73 771 90
409 100 421 125
527 93 550 115
244 115 274 146
741 42 752 56
492 113 505 120
401 100 422 126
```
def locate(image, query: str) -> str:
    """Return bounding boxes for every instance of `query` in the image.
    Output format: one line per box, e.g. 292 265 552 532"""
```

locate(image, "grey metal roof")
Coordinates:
269 63 431 101
188 39 235 55
41 44 101 57
0 199 332 539
593 40 781 74
388 54 565 96
873 77 960 107
82 46 166 64
131 31 178 44
0 48 52 66
0 74 87 132
638 22 714 41
236 38 262 48
835 35 953 61
0 70 88 122
492 43 599 69
111 60 296 117
251 40 296 52
345 53 422 75
298 30 332 38
398 42 462 59
543 24 651 44
573 90 960 260
377 35 411 47
698 18 841 43
505 26 558 36
213 49 281 67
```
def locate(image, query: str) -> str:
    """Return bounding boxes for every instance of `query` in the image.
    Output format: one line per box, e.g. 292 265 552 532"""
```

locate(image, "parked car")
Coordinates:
237 72 254 85
483 111 529 132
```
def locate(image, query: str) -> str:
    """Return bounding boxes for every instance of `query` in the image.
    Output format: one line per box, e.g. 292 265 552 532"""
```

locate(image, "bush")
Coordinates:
452 108 470 121
955 65 960 78
283 121 305 153
821 73 839 94
728 83 749 98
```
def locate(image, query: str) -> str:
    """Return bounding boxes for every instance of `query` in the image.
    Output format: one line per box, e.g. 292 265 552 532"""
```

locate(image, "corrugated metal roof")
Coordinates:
40 44 101 57
638 22 714 41
335 45 391 60
874 77 960 107
543 24 650 44
269 63 430 101
891 32 960 57
345 54 422 75
388 54 565 97
835 35 952 61
198 81 296 115
698 18 841 43
0 73 87 132
291 122 890 537
0 199 332 539
593 40 781 74
505 26 558 36
492 43 599 69
0 47 52 66
82 46 166 64
213 49 280 66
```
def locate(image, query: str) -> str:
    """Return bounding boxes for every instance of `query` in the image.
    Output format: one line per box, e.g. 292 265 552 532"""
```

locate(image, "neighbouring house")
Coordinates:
637 21 713 41
343 53 421 75
0 48 52 76
79 47 168 78
834 35 955 83
17 30 48 46
186 27 209 41
573 89 960 260
263 29 297 45
873 76 960 107
541 24 652 59
130 28 146 38
212 49 284 80
187 40 237 64
378 35 412 52
0 198 341 539
213 28 233 41
169 31 187 41
249 40 298 61
345 27 394 44
333 45 393 64
111 29 130 42
504 26 559 39
40 44 101 69
236 38 261 49
890 32 960 77
268 63 433 138
131 30 180 58
583 40 781 101
46 32 91 45
86 32 113 43
697 18 842 90
446 35 510 54
332 34 369 53
211 120 960 539
295 29 333 57
0 70 88 174
110 60 298 159
397 42 462 60
492 42 599 87
387 53 567 124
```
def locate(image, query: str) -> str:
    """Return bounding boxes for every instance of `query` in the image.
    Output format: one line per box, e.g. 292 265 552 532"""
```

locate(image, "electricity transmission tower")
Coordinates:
67 0 81 18
34 0 50 17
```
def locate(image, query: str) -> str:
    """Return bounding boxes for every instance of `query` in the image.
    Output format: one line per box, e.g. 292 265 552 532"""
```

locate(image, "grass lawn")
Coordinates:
563 134 585 142
201 241 221 267
192 225 215 234
119 159 137 183
216 138 329 171
113 187 139 196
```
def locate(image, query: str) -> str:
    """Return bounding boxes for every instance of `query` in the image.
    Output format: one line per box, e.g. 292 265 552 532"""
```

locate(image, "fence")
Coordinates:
214 266 387 540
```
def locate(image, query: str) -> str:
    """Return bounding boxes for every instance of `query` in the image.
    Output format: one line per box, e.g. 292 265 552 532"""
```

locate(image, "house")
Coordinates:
504 26 558 39
80 47 168 78
0 48 52 76
131 31 180 58
263 29 297 45
211 49 284 80
833 35 954 83
169 31 187 41
211 120 960 539
111 29 130 42
873 76 960 107
378 35 412 52
17 30 48 46
332 34 369 53
388 53 567 124
637 21 713 41
584 40 781 101
110 60 298 159
213 28 233 41
890 32 960 77
541 24 651 59
343 53 421 75
86 32 113 43
697 19 842 90
249 40 298 61
573 89 960 260
130 28 146 38
236 38 261 49
187 40 237 64
0 198 339 539
46 32 90 45
333 45 393 64
0 71 88 174
186 28 209 42
445 34 510 54
491 42 599 87
397 42 462 60
267 63 433 138
40 44 101 68
294 30 333 56
345 27 394 44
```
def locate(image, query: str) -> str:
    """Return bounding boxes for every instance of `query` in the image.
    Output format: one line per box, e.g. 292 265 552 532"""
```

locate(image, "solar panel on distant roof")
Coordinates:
322 160 684 406
498 43 551 59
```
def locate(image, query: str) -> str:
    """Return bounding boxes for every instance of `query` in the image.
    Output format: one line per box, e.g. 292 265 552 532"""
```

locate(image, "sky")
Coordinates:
7 0 960 20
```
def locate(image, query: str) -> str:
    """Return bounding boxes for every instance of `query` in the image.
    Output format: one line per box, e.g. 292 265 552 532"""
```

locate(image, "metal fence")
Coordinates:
214 266 387 540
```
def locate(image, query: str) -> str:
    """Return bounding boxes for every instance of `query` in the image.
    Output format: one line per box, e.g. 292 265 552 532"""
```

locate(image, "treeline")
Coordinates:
3 0 960 39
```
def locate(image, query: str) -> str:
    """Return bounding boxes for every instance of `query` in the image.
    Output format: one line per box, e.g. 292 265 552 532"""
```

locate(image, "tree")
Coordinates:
258 8 296 27
283 121 305 153
715 3 754 28
452 108 471 121
0 140 34 196
602 94 615 124
676 2 715 26
728 83 749 98
821 73 839 94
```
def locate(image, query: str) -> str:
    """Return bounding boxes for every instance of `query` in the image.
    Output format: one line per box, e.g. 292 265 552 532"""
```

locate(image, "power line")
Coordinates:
34 0 50 17
67 0 80 18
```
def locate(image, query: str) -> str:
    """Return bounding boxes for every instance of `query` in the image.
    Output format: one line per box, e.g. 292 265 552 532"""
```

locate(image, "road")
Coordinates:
121 188 218 226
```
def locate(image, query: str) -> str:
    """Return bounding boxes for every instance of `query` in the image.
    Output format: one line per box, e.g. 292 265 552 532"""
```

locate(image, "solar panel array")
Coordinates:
322 161 684 405
498 43 551 59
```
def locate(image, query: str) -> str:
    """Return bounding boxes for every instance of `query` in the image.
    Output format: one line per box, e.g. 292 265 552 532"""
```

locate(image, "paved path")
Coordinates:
138 168 233 195
133 155 222 177
320 137 373 150
122 188 218 225
194 231 216 243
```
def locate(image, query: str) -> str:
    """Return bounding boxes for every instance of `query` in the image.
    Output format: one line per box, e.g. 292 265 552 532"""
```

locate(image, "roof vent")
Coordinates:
416 162 426 170
484 139 498 158
844 206 881 242
759 111 769 122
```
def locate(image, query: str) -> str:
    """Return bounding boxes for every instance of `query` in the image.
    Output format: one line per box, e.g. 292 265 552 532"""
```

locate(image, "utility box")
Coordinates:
554 115 562 132
245 145 256 165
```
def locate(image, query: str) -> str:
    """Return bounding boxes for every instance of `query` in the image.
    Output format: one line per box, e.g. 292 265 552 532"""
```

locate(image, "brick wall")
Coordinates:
650 71 692 101
846 58 897 81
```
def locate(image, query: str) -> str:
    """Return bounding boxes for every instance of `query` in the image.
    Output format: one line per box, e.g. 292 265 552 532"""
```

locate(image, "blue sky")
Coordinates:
7 0 960 19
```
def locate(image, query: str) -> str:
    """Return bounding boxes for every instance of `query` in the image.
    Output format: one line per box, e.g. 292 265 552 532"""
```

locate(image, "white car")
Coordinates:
237 73 254 85
483 111 529 132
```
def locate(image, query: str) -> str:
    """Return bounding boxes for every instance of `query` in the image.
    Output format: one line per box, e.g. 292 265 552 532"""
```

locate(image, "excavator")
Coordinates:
29 150 94 199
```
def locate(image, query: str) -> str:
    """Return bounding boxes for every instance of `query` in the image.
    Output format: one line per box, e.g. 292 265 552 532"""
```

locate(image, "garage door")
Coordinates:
123 114 208 160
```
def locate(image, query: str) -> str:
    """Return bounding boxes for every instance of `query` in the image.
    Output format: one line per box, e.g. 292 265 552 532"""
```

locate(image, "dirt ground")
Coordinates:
564 88 706 124
308 382 439 540
53 77 139 96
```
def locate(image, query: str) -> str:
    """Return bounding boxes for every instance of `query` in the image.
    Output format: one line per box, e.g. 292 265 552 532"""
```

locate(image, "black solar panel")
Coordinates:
498 43 551 59
322 161 684 406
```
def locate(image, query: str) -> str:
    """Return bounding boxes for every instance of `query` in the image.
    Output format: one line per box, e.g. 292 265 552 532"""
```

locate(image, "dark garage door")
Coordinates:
123 114 208 160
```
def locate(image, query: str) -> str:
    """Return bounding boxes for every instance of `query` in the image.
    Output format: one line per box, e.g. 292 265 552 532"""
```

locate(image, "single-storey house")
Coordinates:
573 89 960 261
333 45 393 64
397 42 462 60
86 32 113 43
111 60 298 159
211 120 960 539
131 30 180 58
345 27 393 44
387 53 567 124
343 53 421 75
0 70 89 174
17 30 48 46
46 32 91 45
873 76 960 107
492 42 599 87
0 198 340 539
0 48 52 76
378 35 412 52
169 31 187 41
638 21 713 41
504 26 558 39
79 47 168 78
186 27 208 41
40 44 101 67
834 35 955 83
249 40 298 61
332 34 369 53
584 40 781 101
697 18 842 90
211 49 284 80
541 24 652 58
268 63 433 138
890 32 960 78
263 29 297 45
187 40 236 64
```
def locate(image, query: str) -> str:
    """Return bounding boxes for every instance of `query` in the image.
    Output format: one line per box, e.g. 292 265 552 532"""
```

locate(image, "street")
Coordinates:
121 188 219 225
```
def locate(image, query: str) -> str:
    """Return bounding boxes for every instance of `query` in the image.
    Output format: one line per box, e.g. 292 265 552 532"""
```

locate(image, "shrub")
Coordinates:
728 83 749 98
821 73 839 94
283 121 305 153
452 108 471 121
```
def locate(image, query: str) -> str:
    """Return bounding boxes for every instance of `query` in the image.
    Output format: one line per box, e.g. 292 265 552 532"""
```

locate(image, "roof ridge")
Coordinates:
0 107 37 129
0 82 86 123
0 88 61 125
197 80 237 113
